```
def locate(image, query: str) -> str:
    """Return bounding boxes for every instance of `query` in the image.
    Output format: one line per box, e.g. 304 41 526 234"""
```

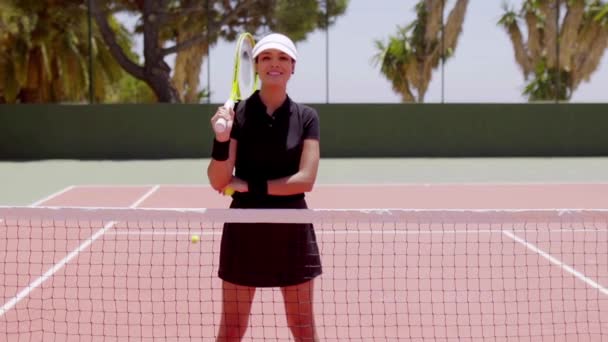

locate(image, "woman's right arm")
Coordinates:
207 139 237 191
207 107 238 191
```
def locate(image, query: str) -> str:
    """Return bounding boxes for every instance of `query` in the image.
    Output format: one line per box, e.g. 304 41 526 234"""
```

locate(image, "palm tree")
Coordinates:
167 0 211 103
0 0 144 103
0 2 29 102
499 0 608 102
373 0 469 102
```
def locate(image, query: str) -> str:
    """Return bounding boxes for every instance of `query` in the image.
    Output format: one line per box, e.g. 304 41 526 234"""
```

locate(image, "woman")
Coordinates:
207 33 322 342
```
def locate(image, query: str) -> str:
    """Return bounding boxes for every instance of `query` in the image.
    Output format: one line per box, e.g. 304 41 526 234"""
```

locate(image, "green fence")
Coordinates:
1 104 607 159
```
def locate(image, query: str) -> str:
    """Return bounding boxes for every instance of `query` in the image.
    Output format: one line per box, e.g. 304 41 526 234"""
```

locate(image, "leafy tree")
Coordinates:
91 0 349 103
499 0 608 101
0 0 149 103
373 0 469 102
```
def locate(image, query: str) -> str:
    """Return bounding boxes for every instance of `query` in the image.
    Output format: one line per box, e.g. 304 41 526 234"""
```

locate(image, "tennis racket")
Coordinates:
214 32 258 133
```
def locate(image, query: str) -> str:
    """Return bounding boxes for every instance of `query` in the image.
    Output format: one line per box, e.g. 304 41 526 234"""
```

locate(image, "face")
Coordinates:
255 49 295 87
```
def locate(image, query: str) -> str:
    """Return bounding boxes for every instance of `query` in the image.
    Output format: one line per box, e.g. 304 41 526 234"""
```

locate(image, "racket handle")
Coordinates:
214 119 227 133
223 99 235 110
214 99 235 133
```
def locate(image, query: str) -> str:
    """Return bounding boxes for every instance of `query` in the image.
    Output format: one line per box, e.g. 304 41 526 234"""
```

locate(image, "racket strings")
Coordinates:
236 38 257 99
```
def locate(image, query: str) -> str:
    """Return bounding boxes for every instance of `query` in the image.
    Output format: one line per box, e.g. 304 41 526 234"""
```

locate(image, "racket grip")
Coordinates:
215 99 235 133
223 99 235 110
214 119 227 133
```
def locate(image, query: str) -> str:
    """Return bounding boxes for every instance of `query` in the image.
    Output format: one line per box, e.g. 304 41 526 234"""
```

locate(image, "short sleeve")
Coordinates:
303 107 320 140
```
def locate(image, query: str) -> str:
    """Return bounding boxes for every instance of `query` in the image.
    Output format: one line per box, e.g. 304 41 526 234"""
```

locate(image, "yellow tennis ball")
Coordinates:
191 235 200 244
224 187 235 196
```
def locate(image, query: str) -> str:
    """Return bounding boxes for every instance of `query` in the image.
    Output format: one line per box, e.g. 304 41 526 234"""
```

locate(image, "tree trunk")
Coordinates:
145 67 179 102
91 0 180 103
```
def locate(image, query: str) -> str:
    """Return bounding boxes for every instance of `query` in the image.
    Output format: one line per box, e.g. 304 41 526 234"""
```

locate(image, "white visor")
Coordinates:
252 33 298 61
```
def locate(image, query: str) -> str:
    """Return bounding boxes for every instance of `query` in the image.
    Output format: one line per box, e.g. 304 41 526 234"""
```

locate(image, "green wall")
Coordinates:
1 103 607 159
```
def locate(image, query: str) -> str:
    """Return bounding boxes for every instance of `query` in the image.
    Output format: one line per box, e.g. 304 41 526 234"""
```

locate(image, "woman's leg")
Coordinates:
216 281 256 342
281 279 319 342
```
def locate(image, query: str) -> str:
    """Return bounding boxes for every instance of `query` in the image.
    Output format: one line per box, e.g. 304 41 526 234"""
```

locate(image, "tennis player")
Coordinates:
208 33 322 341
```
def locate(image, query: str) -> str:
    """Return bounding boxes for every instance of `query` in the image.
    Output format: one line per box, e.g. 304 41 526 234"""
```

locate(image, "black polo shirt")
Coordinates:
230 91 320 202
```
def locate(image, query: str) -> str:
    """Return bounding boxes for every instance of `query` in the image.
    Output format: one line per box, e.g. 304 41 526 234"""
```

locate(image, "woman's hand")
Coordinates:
211 106 234 142
219 177 248 195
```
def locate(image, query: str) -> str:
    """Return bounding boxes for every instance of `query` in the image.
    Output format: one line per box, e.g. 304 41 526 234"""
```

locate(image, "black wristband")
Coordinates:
211 139 230 161
248 179 268 196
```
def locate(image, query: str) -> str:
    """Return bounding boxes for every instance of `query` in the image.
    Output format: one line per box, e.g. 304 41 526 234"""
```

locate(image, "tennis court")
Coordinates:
1 179 607 341
3 0 608 340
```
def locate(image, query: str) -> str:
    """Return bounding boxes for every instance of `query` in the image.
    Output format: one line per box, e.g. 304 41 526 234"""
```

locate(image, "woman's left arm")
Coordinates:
267 139 320 195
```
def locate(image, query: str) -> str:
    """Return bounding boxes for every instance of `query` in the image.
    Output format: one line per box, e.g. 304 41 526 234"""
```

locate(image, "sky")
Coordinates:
119 0 608 104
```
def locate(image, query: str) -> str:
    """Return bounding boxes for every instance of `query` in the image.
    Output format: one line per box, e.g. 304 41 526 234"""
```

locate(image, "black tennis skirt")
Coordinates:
218 196 322 287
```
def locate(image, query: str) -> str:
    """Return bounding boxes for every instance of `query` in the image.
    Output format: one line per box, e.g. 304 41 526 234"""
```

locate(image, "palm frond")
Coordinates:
497 4 518 27
374 28 417 102
593 3 608 22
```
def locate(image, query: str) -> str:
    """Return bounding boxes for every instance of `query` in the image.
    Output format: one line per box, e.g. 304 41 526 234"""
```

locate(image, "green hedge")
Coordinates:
1 103 607 159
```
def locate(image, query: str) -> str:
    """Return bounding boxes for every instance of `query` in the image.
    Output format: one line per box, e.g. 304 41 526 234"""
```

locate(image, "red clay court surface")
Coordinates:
1 184 607 341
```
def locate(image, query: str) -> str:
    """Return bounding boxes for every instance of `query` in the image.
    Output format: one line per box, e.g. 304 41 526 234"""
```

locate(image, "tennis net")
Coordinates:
1 206 607 341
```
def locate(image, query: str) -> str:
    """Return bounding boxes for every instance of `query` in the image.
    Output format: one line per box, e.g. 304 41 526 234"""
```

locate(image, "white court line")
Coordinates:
0 185 76 240
503 230 608 297
106 228 608 236
72 182 608 187
0 185 160 317
106 228 608 297
0 186 75 234
0 221 117 318
71 184 165 188
129 186 159 208
29 185 76 207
